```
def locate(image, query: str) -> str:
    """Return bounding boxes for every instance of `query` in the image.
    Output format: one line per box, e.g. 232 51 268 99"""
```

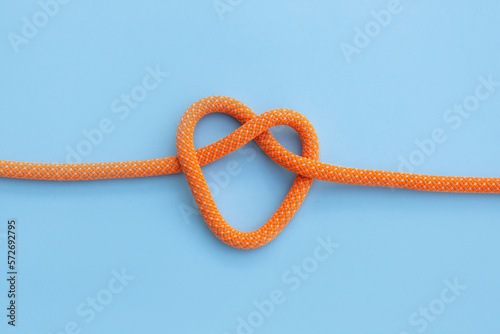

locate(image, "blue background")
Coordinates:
1 1 499 333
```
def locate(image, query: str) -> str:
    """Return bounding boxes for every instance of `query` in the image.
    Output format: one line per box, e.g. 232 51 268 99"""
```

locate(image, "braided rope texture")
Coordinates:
1 96 499 249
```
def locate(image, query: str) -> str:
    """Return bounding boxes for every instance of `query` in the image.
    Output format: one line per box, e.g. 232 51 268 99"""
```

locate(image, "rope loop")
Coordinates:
176 96 320 249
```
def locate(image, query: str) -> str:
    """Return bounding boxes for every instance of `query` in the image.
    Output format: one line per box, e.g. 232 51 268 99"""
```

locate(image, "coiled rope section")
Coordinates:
1 96 498 249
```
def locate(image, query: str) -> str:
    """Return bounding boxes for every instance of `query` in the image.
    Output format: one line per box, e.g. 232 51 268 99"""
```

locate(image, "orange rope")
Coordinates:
1 96 499 249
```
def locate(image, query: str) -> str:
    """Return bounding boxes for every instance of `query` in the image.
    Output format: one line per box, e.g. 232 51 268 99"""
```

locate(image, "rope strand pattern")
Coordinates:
1 96 499 249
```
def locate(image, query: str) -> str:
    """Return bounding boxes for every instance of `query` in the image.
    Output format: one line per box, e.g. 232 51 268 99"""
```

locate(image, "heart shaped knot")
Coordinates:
176 96 320 249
